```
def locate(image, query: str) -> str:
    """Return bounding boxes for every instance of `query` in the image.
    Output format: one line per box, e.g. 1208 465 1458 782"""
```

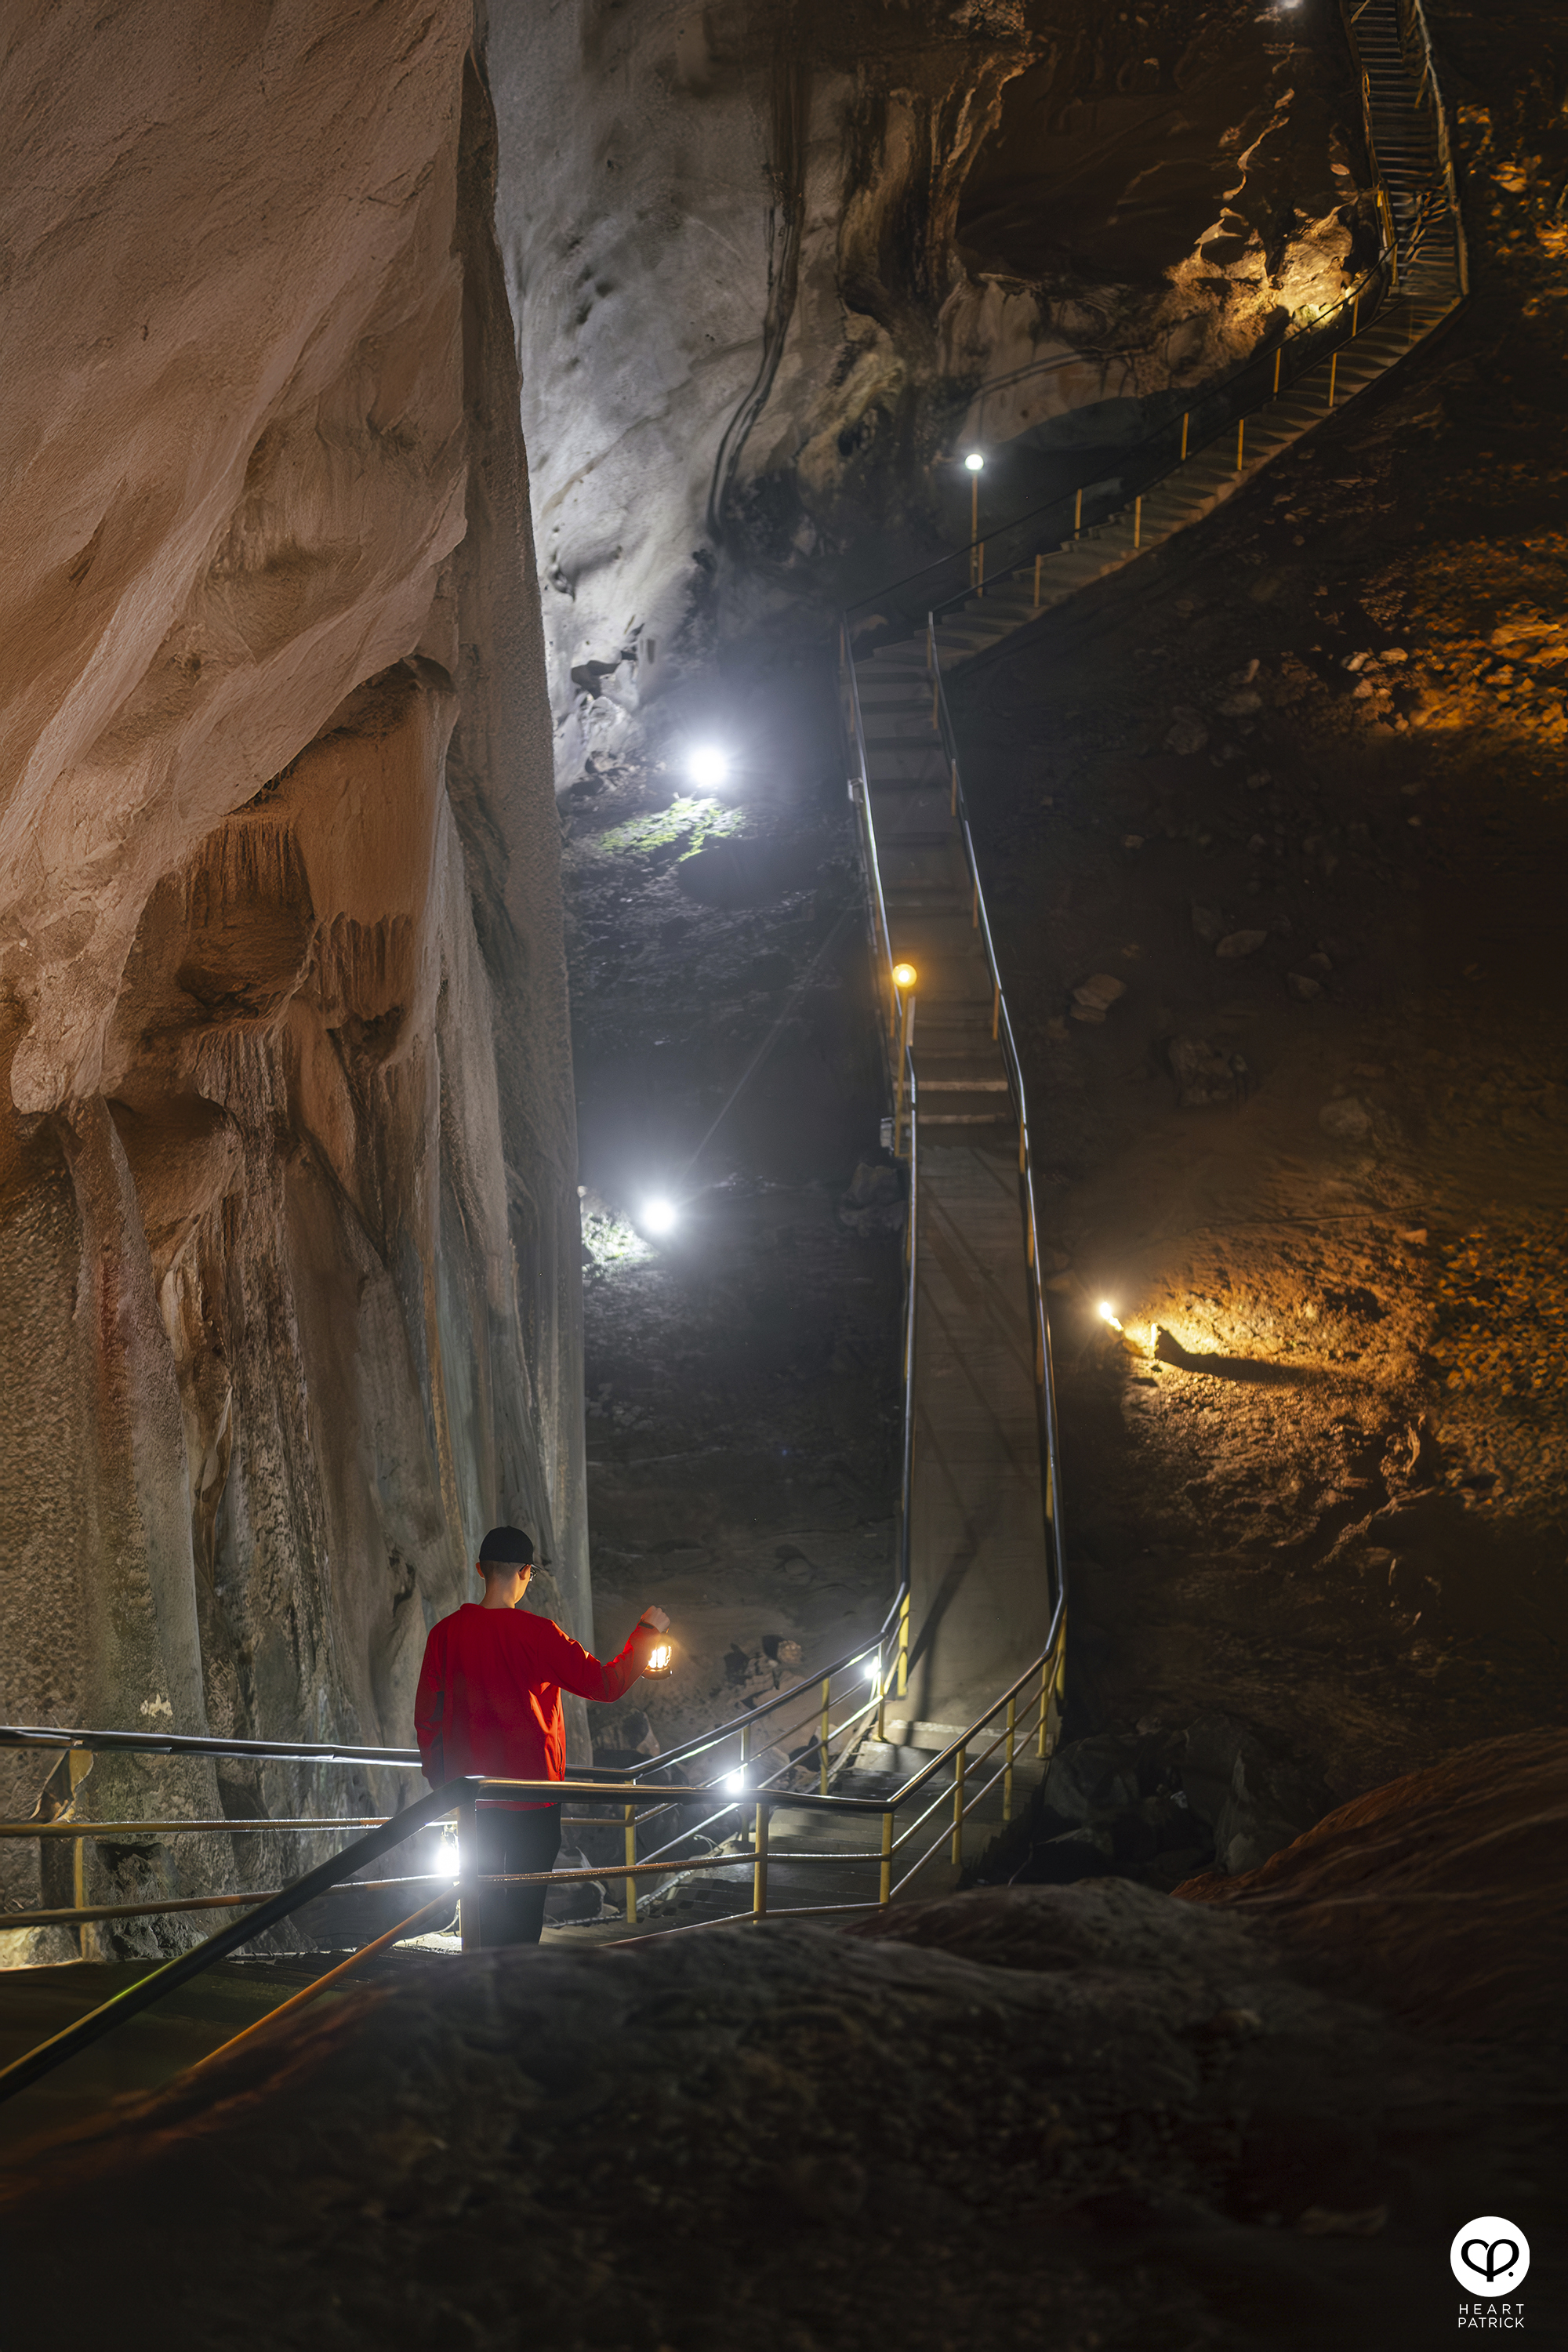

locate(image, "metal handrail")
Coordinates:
924 617 1069 1634
0 1621 1065 2103
925 250 1399 626
906 2 1468 633
847 241 1395 638
830 627 920 1715
1402 0 1469 292
0 1777 459 2103
0 1723 423 1768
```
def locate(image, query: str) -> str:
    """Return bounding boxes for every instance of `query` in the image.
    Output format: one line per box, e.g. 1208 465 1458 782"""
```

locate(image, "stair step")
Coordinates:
917 1111 1010 1127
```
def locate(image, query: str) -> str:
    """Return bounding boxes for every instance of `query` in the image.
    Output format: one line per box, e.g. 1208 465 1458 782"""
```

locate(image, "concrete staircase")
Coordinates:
841 0 1465 1737
920 0 1465 676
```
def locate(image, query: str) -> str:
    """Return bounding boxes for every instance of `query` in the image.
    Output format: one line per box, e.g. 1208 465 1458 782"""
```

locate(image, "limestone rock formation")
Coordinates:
488 0 1374 779
1175 1728 1568 2046
0 5 586 1957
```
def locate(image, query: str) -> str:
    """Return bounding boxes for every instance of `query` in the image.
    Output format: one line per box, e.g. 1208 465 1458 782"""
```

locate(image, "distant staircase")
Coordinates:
914 0 1465 677
840 0 1467 1728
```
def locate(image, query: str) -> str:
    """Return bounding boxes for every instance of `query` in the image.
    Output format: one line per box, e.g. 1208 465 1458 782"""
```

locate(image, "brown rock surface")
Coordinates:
0 11 586 1957
1174 1728 1568 2046
2 1774 1559 2347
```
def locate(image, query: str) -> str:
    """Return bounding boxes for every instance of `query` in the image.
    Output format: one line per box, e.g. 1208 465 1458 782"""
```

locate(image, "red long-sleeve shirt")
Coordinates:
414 1603 655 1807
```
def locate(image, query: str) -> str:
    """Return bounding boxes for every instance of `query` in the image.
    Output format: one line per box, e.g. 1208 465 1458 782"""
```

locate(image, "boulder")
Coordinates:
1168 1035 1240 1107
1164 707 1210 756
1069 973 1127 1022
1319 1095 1372 1140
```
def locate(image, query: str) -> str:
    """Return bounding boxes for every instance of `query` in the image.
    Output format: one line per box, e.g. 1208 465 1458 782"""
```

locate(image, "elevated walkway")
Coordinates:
906 0 1465 677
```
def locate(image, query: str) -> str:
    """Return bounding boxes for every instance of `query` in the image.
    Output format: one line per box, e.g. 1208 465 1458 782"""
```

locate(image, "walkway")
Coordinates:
924 0 1465 675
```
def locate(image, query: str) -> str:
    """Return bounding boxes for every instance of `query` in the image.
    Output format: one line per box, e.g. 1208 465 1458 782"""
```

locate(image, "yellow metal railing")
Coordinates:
0 1615 1067 2103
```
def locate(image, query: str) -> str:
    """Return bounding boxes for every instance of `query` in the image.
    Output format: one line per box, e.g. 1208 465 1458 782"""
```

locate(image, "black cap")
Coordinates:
478 1525 535 1566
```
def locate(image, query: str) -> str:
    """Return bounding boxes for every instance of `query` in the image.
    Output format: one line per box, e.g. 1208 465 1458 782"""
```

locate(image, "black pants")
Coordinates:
472 1802 561 1947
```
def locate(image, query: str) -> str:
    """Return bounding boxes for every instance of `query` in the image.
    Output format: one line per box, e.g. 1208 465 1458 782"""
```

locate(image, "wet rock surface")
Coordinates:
3 1738 1561 2350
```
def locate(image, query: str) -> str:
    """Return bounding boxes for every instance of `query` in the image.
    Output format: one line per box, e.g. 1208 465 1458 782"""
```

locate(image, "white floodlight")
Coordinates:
687 743 730 790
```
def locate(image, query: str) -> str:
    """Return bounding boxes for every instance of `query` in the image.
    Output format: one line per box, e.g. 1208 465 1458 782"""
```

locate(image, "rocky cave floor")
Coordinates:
3 1733 1563 2350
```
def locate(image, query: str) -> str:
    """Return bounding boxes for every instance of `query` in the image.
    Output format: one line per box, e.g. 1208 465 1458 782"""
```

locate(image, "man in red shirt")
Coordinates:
414 1525 670 1946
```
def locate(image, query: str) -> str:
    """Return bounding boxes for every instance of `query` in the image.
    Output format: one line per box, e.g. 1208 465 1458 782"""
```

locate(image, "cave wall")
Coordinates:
488 0 1374 782
0 3 587 1958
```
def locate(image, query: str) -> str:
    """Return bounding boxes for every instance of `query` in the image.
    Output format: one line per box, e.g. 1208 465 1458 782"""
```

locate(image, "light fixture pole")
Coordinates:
891 960 918 1157
964 452 984 590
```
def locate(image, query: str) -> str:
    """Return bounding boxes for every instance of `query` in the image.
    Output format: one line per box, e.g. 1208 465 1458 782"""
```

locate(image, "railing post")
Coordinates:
1328 350 1338 408
1236 416 1245 473
623 1800 637 1924
1073 486 1083 536
1133 495 1142 550
1004 1694 1017 1823
879 1809 893 1907
819 1676 831 1796
893 986 916 1160
897 1592 909 1699
951 1744 967 1867
1272 346 1283 397
457 1795 481 1951
1037 1650 1052 1759
1179 413 1189 462
753 1803 770 1919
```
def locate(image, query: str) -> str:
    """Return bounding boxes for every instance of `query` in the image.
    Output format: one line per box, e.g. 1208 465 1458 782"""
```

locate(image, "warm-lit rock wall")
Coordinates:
0 4 586 1956
488 0 1374 780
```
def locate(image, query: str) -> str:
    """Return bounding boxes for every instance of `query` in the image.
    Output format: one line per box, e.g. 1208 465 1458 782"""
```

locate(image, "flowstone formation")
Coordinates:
488 0 1374 780
0 5 586 1958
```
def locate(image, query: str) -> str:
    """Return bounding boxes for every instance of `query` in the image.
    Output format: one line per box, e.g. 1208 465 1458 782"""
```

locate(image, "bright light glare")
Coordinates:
1098 1300 1126 1333
687 743 729 790
642 1197 678 1235
647 1642 673 1673
891 960 918 990
964 451 985 473
725 1772 746 1796
866 1661 879 1683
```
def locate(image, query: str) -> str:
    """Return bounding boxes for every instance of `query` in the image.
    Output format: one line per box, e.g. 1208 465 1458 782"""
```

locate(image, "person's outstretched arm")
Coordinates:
527 1608 669 1704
